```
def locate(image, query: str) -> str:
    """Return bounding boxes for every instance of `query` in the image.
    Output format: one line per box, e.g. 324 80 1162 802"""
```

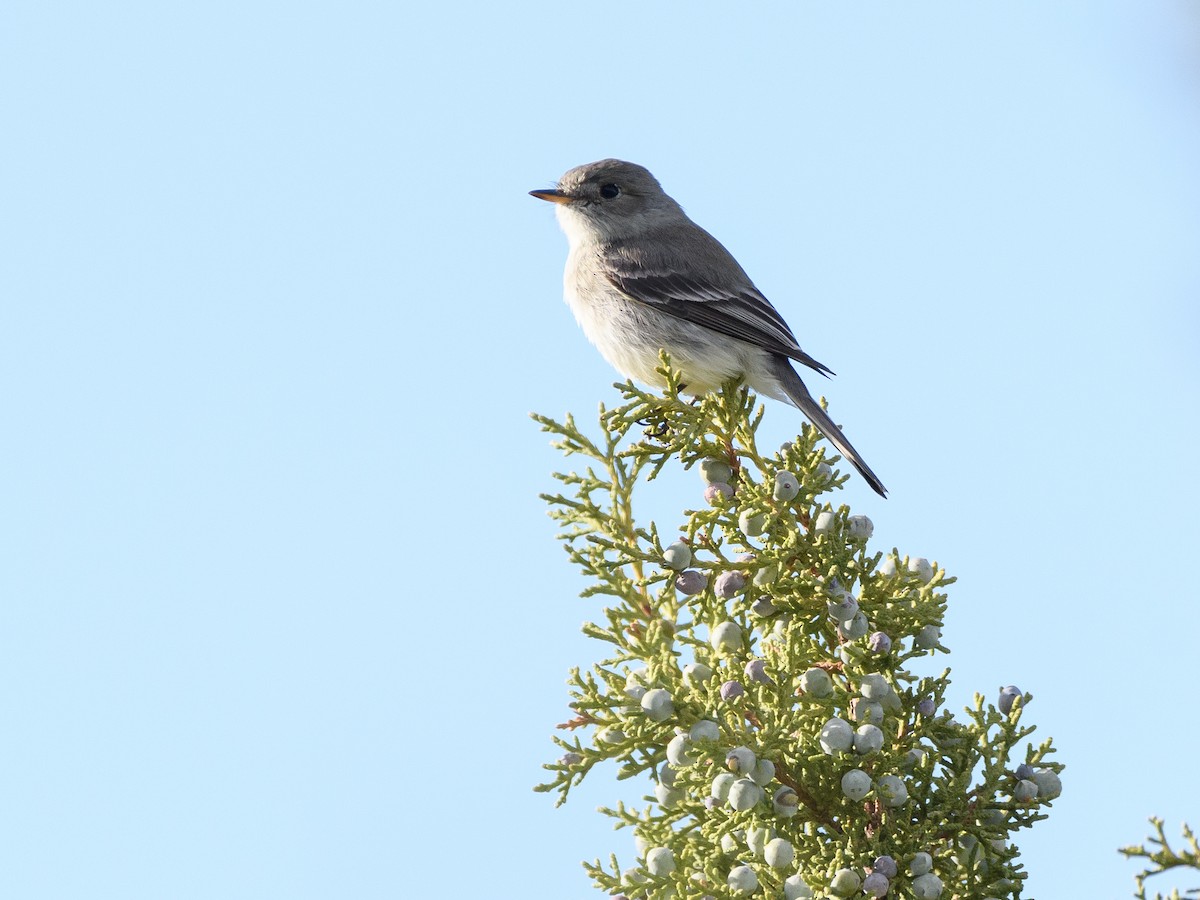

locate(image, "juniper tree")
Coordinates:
1122 818 1200 900
535 358 1063 900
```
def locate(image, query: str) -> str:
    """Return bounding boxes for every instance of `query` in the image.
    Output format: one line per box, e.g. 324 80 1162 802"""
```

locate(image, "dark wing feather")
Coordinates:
599 232 834 378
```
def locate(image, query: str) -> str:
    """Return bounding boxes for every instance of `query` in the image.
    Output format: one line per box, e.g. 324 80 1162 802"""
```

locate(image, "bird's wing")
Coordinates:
599 233 834 378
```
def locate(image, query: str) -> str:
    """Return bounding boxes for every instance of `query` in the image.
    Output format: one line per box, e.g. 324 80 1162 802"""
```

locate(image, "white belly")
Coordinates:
561 251 783 399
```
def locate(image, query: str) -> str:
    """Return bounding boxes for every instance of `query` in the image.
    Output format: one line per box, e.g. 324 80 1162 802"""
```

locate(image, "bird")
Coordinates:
530 158 887 498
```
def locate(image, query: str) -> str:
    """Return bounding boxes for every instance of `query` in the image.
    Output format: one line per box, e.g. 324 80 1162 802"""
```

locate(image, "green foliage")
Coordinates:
534 356 1063 900
1121 819 1200 900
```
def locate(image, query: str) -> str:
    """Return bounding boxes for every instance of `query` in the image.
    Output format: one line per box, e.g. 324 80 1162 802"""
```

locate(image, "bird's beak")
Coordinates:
529 189 574 205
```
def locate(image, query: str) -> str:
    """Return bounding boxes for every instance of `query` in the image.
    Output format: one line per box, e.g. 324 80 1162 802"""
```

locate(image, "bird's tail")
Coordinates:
770 357 888 498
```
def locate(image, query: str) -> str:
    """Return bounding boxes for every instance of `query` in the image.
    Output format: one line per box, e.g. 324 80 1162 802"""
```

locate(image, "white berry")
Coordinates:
799 667 833 697
765 837 795 868
645 847 676 876
829 868 862 896
710 621 742 654
784 874 814 899
847 515 874 541
728 778 763 811
641 688 674 722
814 510 836 533
727 865 759 894
907 557 934 582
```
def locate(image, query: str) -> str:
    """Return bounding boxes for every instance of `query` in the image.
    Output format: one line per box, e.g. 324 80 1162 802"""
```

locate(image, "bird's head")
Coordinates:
530 159 684 242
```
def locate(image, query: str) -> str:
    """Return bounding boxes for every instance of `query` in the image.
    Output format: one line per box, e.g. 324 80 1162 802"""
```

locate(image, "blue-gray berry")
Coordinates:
751 758 775 786
699 458 733 484
911 872 944 899
624 683 647 703
827 593 859 623
744 658 774 685
662 541 692 571
675 570 708 595
746 825 770 857
977 808 1006 827
710 621 742 653
859 673 889 700
726 746 756 774
867 631 892 654
847 515 874 541
877 774 909 806
1031 768 1062 799
872 856 898 878
853 723 884 755
819 717 854 754
841 769 872 800
705 482 734 505
904 747 928 769
862 872 890 898
849 697 884 725
711 772 736 801
799 667 834 697
655 781 684 807
1013 779 1039 802
909 852 933 876
773 786 799 817
715 570 747 598
666 733 695 766
838 611 869 640
625 667 648 691
913 623 941 650
998 685 1022 715
753 565 778 587
739 508 768 536
956 834 982 867
773 471 800 501
720 680 745 701
750 596 777 616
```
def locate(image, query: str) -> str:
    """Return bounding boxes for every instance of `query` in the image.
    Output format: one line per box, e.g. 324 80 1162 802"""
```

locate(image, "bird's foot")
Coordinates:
639 418 672 439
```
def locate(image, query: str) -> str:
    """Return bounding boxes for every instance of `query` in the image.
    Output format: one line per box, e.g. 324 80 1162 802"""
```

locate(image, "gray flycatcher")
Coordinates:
530 158 887 498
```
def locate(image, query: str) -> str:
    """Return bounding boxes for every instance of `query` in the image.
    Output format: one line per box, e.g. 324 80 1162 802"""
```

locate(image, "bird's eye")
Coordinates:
599 183 621 199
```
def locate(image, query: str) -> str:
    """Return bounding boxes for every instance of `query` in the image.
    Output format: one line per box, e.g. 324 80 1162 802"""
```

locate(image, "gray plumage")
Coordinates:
531 159 887 498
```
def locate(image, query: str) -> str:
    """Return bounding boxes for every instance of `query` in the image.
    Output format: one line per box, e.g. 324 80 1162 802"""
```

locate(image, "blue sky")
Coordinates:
2 2 1198 897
